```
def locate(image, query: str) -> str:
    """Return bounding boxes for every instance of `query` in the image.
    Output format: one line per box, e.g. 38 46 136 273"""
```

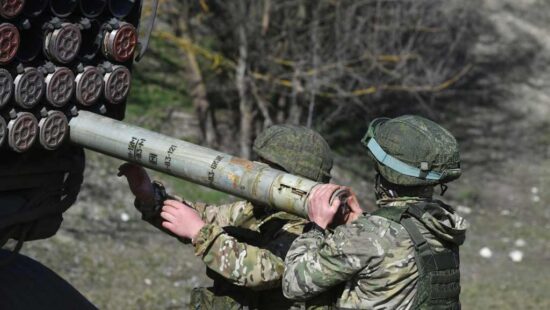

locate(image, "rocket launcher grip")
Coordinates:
69 111 348 219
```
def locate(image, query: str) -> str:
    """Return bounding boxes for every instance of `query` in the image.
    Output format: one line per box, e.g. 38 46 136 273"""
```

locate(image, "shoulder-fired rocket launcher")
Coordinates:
69 111 347 218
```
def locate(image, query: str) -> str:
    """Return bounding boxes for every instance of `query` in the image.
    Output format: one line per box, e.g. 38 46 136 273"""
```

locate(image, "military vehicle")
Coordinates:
0 0 156 255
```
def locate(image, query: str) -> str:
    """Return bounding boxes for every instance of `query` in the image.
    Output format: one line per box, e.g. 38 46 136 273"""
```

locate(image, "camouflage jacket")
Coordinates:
191 200 307 290
137 190 338 309
282 197 468 309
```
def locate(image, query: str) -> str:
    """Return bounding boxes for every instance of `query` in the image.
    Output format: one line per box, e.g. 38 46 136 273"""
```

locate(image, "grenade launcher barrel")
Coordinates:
69 111 323 218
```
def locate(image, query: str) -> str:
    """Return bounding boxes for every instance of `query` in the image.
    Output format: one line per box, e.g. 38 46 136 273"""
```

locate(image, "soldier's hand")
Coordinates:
161 200 205 241
118 163 155 205
307 184 344 229
344 190 363 224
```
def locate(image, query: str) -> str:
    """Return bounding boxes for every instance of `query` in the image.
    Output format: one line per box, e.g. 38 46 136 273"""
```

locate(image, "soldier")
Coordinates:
283 115 468 309
119 125 339 309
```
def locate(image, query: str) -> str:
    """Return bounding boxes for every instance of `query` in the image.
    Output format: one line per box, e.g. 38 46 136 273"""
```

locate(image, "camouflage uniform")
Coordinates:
192 201 306 289
282 197 467 309
188 200 338 309
283 116 467 309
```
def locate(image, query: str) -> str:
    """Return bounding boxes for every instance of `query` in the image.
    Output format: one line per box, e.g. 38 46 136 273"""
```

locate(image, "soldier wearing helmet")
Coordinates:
283 115 469 309
119 124 338 309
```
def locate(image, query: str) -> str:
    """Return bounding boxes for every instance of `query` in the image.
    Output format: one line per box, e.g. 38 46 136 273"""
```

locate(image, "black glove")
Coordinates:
134 181 189 243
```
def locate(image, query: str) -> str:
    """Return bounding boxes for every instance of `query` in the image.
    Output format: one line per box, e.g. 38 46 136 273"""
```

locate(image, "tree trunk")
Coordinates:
185 49 217 147
288 68 303 125
177 8 218 147
237 26 253 159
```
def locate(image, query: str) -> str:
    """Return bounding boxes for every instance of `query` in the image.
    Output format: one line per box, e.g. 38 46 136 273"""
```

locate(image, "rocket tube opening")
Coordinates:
0 0 25 19
39 110 68 150
7 112 38 153
103 22 137 62
0 23 20 65
45 67 75 108
45 23 82 64
107 0 134 19
49 0 77 18
103 65 131 104
0 68 14 109
75 66 103 106
23 0 47 17
14 67 45 109
80 0 106 18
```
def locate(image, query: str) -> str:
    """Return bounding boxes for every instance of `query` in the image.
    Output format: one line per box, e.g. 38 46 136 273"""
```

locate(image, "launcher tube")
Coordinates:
69 111 319 218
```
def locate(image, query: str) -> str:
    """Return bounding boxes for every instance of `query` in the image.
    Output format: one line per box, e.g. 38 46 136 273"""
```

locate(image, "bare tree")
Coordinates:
154 0 482 155
158 1 219 147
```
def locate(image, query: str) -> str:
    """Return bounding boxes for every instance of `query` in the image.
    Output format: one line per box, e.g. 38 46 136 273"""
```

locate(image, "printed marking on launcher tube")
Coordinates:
208 155 224 185
164 145 177 172
127 136 146 161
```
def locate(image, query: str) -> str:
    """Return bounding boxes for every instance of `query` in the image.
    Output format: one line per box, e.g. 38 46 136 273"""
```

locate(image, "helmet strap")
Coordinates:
439 183 449 196
376 174 434 199
375 174 398 199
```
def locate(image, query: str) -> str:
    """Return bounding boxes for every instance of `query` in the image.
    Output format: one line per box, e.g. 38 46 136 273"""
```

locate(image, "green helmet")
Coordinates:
253 124 333 183
362 115 461 186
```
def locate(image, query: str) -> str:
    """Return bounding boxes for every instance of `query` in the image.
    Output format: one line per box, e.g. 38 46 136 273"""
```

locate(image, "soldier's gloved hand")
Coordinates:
161 200 205 242
118 163 155 205
307 184 344 229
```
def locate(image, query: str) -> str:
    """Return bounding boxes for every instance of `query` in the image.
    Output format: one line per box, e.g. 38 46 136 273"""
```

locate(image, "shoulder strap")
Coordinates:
371 206 407 222
401 202 458 272
400 217 440 272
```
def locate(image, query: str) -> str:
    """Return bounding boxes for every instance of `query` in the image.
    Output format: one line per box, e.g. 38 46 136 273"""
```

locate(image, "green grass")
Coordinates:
126 75 191 117
126 36 193 120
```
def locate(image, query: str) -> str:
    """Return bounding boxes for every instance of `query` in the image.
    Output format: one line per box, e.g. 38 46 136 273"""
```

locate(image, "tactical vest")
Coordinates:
373 202 461 310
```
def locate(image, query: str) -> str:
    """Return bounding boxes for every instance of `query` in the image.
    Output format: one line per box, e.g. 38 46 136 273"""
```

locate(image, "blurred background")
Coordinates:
20 0 550 308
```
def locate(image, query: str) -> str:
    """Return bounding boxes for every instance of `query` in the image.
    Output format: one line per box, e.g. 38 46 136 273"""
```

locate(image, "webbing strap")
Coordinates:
401 217 438 272
372 206 406 222
366 138 443 180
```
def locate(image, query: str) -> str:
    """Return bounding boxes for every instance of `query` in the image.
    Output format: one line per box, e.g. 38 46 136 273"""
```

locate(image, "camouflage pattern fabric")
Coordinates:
188 200 337 309
192 200 307 289
253 124 333 183
282 198 468 309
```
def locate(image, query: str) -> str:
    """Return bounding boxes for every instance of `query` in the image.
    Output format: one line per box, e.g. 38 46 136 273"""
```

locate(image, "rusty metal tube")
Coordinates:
69 111 319 218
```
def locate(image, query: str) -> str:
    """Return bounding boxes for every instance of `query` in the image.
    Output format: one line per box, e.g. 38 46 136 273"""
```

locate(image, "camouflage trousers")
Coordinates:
189 287 336 310
190 287 243 310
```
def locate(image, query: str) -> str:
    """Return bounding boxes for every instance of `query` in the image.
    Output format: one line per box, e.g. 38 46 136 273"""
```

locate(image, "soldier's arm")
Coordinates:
282 219 386 300
193 223 288 290
190 200 256 227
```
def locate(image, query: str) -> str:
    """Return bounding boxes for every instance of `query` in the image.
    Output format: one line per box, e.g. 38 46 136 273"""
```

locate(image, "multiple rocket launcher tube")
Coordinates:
69 111 323 218
0 0 137 153
2 0 137 20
